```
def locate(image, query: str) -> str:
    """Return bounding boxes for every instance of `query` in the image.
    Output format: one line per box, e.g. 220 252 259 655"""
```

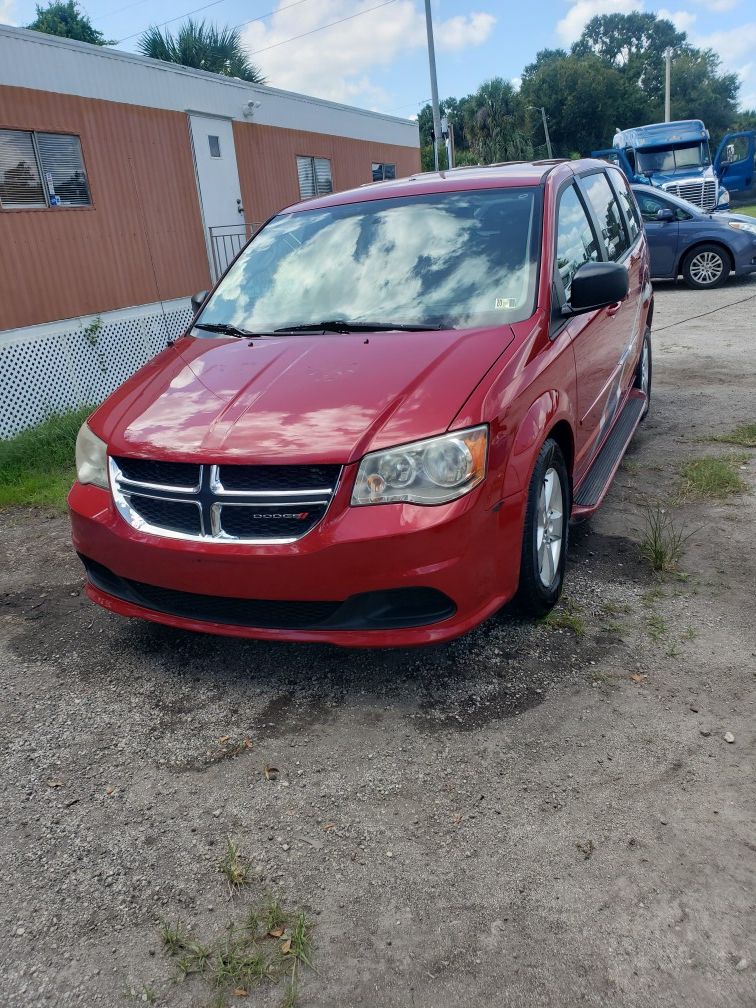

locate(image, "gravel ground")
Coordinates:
1 276 755 1008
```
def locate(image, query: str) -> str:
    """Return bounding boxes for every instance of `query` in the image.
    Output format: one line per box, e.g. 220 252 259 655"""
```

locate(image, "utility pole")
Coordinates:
539 107 553 159
664 49 672 122
528 106 553 159
424 0 442 172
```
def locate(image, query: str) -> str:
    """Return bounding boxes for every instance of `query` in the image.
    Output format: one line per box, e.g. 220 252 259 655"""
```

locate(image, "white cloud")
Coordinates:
437 12 496 51
556 0 642 46
242 1 496 108
656 8 697 32
0 0 17 26
694 22 756 108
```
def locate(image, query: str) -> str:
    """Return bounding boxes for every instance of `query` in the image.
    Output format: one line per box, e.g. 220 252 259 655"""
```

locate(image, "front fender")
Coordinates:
506 390 575 494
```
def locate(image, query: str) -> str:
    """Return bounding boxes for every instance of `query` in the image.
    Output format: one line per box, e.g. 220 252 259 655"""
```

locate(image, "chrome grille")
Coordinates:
662 178 717 212
109 457 341 543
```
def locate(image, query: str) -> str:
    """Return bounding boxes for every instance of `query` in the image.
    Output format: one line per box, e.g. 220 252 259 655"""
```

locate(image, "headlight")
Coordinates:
351 426 488 505
728 219 756 236
75 422 109 489
717 190 730 208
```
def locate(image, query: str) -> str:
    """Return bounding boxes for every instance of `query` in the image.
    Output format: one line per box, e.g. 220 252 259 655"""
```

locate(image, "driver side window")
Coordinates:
555 184 600 300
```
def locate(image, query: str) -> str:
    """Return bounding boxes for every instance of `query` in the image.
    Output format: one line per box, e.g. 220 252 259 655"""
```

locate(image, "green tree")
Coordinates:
521 52 645 157
138 19 265 83
26 1 113 45
669 48 739 137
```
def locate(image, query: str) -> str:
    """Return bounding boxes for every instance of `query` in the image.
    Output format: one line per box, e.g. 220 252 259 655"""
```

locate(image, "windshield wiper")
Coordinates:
274 319 448 334
193 322 258 338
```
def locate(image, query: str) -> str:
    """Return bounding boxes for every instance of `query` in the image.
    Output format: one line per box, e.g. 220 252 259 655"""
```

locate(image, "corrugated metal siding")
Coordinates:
233 122 422 224
0 86 210 331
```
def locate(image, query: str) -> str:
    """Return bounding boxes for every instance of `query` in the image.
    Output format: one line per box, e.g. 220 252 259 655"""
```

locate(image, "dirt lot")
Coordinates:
1 277 755 1008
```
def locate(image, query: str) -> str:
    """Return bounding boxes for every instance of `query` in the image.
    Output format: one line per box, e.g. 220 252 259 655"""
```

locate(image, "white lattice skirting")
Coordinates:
0 298 194 440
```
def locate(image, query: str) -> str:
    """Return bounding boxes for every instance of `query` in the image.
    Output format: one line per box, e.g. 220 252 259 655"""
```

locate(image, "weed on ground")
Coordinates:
639 500 694 574
709 422 756 448
0 406 93 510
680 454 749 499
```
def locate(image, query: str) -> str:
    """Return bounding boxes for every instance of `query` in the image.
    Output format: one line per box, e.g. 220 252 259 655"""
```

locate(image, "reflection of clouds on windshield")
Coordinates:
204 193 538 331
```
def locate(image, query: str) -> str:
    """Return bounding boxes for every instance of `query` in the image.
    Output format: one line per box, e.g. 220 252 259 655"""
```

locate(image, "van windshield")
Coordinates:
195 188 542 335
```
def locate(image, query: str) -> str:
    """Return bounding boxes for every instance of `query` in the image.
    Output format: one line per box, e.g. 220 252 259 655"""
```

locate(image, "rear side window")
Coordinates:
610 171 641 243
555 184 600 298
581 171 629 261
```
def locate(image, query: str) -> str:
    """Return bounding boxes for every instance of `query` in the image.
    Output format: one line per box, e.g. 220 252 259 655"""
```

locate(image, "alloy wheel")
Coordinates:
537 467 564 588
689 250 724 286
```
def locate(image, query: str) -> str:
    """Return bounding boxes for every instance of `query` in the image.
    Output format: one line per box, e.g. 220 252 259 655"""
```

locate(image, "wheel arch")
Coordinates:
546 420 575 490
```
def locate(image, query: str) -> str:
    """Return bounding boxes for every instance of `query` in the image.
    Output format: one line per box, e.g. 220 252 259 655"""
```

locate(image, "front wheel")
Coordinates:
514 438 569 617
634 328 652 420
681 244 729 289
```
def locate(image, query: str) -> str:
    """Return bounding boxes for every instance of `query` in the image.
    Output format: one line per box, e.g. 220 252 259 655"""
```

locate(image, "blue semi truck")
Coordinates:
592 119 755 211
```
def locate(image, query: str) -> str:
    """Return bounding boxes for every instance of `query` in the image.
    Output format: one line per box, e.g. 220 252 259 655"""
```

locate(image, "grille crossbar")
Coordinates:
110 457 340 543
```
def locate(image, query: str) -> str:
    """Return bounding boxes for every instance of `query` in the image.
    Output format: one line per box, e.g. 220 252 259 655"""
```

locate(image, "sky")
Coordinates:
1 0 755 117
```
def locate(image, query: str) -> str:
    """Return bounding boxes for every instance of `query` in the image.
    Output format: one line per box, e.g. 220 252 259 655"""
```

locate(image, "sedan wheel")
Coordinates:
682 244 728 289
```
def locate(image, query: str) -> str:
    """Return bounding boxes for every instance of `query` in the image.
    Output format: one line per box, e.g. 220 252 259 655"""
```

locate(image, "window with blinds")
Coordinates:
296 156 333 200
0 129 91 209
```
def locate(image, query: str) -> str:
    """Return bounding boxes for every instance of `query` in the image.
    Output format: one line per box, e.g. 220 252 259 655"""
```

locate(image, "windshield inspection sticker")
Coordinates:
495 297 516 309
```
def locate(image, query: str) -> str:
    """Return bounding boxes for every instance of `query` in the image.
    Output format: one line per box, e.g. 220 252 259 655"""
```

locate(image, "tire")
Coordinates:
681 244 729 289
514 438 570 618
634 327 652 420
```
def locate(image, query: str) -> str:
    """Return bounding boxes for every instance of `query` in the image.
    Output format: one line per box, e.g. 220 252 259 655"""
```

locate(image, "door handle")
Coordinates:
605 302 622 317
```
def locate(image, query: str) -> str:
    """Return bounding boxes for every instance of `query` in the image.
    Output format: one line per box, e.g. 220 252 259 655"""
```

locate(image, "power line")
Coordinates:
96 0 161 23
117 0 314 44
117 0 233 42
246 0 400 56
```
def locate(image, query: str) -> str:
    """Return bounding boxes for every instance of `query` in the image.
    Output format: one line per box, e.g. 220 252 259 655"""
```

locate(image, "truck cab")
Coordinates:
593 120 756 211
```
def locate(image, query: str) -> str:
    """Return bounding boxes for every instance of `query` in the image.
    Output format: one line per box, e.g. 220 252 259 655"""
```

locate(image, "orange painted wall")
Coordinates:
0 86 211 331
0 85 421 331
233 121 421 225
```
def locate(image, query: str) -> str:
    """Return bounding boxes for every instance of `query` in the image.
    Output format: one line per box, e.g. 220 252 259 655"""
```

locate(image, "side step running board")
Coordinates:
573 391 646 513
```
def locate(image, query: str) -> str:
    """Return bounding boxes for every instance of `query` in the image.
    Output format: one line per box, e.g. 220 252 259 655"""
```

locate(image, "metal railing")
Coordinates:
208 222 261 280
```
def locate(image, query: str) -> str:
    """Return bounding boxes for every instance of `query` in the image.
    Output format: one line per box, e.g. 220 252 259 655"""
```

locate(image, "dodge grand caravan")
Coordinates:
70 159 653 647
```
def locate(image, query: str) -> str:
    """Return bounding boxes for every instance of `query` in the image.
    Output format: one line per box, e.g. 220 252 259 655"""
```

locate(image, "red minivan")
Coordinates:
70 159 653 647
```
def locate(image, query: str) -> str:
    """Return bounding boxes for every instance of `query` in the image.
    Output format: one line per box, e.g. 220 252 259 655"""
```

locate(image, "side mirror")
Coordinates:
191 290 209 315
655 208 675 222
565 261 628 316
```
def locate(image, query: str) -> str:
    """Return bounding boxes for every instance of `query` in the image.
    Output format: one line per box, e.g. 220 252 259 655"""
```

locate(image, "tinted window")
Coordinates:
610 171 641 242
635 190 690 222
198 188 543 332
555 184 600 297
581 171 630 261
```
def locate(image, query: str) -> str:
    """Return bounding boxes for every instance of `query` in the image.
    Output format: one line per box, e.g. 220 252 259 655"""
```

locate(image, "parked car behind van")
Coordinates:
632 182 756 288
70 159 653 647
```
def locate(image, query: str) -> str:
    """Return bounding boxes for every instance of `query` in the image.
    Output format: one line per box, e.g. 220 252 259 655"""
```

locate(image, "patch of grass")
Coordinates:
681 454 749 499
647 610 668 643
0 406 93 510
639 501 693 574
734 203 756 218
709 423 756 449
219 837 250 890
159 897 315 1008
540 598 585 635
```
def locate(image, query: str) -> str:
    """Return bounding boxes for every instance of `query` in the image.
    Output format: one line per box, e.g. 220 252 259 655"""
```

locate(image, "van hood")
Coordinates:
97 328 514 464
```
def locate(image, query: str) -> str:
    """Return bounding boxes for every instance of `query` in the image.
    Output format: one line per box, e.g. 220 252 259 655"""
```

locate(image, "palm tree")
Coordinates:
466 78 533 164
138 19 265 84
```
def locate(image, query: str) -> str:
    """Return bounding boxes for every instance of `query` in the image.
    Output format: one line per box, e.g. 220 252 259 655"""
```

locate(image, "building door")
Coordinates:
188 113 246 280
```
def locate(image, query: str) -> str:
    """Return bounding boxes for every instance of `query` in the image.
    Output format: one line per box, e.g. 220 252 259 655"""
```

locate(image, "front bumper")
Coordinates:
69 477 526 647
